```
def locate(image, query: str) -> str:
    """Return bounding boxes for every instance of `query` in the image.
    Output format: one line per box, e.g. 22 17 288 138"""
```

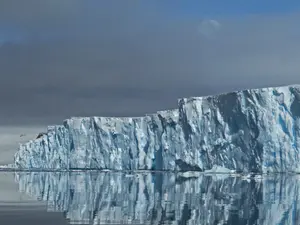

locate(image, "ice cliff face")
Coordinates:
14 85 300 173
15 172 300 225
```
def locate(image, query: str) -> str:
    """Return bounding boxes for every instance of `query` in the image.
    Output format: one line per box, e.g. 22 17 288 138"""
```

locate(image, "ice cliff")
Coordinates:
15 171 300 225
14 85 300 173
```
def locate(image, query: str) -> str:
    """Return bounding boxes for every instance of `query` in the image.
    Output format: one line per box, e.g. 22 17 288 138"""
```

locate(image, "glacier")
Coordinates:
14 171 300 224
14 84 300 173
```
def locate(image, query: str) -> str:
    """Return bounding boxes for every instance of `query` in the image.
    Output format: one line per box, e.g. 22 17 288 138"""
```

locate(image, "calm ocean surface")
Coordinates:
0 171 299 225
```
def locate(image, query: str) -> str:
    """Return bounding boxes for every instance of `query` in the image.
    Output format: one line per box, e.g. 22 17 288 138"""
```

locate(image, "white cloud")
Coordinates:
191 13 300 90
198 19 221 37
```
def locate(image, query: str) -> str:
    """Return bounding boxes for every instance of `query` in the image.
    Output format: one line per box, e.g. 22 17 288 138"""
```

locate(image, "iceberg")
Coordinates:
14 85 300 173
14 171 300 224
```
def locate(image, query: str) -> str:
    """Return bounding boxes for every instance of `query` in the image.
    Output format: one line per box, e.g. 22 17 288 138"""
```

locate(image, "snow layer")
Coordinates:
14 171 300 225
14 85 300 173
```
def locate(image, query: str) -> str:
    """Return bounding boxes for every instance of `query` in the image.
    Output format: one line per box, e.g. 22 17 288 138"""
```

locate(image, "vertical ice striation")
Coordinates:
14 85 300 173
14 172 300 225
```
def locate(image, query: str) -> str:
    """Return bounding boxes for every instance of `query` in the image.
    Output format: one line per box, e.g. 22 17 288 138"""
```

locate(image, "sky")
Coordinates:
1 0 300 125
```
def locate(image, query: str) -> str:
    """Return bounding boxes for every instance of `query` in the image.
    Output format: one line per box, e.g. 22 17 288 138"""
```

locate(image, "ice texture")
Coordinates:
14 172 300 225
14 85 300 173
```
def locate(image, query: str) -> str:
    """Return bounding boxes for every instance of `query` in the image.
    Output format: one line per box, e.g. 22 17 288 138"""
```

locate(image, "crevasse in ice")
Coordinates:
14 85 300 173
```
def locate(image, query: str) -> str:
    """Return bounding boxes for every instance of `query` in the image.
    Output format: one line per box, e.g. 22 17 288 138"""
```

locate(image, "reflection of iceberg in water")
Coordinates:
15 172 300 225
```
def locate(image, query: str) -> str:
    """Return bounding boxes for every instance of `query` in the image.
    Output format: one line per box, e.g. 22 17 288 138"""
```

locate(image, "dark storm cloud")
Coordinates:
0 1 300 125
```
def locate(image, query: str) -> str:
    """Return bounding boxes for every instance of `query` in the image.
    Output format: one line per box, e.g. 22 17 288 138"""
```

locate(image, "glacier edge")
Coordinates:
14 84 300 173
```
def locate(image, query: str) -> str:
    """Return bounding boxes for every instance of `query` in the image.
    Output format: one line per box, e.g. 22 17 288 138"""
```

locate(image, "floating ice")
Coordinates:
14 85 300 173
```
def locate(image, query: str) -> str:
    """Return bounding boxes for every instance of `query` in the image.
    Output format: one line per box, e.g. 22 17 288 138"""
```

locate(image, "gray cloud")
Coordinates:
0 1 300 125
